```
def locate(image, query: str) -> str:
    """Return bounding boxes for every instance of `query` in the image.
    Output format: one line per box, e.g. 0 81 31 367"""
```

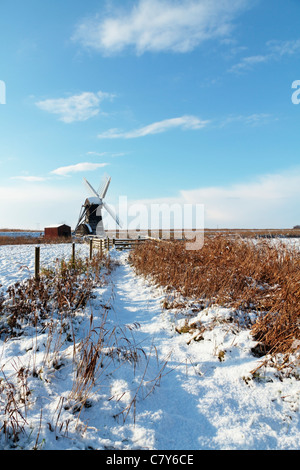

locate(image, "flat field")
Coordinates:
0 236 299 450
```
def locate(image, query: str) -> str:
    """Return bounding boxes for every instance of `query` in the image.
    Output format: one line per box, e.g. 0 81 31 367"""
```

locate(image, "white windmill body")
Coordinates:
75 175 121 237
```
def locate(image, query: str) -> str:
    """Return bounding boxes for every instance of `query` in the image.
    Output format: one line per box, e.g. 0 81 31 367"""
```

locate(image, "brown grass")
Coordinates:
0 250 105 339
203 228 300 238
129 236 300 358
0 248 162 444
0 249 108 443
0 235 73 246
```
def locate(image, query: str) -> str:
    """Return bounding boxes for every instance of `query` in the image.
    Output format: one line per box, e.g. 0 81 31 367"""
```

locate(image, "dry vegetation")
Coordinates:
0 251 108 442
130 236 300 363
0 233 299 445
203 228 300 238
0 254 106 338
0 249 164 445
0 236 72 246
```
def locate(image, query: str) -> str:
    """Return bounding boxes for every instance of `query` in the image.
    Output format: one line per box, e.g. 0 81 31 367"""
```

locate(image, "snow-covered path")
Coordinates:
88 251 300 450
99 253 215 450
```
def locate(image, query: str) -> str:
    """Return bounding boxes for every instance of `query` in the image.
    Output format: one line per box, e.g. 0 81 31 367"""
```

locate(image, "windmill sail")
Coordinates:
99 176 111 199
103 201 122 227
83 178 99 199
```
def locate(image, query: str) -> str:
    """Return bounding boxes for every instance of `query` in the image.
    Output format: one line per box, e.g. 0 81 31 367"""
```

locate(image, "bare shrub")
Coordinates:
0 371 28 443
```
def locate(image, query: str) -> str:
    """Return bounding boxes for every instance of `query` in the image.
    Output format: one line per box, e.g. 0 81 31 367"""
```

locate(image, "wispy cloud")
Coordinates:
51 162 108 176
267 38 300 57
230 39 300 73
180 167 300 227
10 176 47 182
219 113 275 127
72 0 250 55
36 91 114 123
119 167 300 228
0 184 83 229
86 151 108 157
229 55 269 73
98 115 210 139
87 151 128 158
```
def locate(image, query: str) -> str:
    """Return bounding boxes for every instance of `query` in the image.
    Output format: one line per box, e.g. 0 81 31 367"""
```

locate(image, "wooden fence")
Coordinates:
33 238 148 280
88 237 148 253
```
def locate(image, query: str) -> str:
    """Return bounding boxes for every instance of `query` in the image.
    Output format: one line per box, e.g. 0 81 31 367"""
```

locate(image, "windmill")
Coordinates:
75 175 121 237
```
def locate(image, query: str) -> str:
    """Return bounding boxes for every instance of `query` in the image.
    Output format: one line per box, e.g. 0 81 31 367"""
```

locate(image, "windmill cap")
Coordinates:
85 196 102 205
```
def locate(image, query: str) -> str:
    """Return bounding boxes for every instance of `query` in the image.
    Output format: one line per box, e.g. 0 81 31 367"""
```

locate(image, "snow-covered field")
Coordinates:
0 241 300 451
0 243 88 291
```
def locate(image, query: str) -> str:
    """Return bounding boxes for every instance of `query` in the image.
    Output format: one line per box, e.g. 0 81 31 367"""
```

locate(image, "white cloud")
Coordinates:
35 91 114 123
2 168 299 230
51 162 108 176
229 54 269 73
119 167 300 229
10 176 47 182
86 151 108 157
180 167 300 228
219 113 275 127
267 39 300 57
72 0 250 55
98 115 209 139
86 151 128 158
230 39 300 73
0 184 83 229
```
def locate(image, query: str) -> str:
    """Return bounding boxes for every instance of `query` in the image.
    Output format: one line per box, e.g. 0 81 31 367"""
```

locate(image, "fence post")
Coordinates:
72 243 75 266
35 246 40 280
89 239 93 260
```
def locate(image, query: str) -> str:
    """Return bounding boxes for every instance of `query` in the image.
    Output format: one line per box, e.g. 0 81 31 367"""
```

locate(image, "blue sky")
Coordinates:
0 0 299 229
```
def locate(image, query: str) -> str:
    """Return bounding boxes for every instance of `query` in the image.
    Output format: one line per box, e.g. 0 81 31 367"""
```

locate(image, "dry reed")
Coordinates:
0 235 72 246
130 236 300 359
0 250 107 444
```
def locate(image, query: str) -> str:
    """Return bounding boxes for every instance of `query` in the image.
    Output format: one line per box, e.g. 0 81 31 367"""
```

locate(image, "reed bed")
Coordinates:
0 236 72 246
129 236 300 359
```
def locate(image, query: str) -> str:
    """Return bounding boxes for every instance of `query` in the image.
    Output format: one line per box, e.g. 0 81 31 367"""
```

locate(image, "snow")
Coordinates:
86 197 101 205
44 224 70 228
0 243 88 291
0 242 300 450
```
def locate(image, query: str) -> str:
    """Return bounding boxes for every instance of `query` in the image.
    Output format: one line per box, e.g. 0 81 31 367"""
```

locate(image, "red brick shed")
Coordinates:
44 224 71 239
